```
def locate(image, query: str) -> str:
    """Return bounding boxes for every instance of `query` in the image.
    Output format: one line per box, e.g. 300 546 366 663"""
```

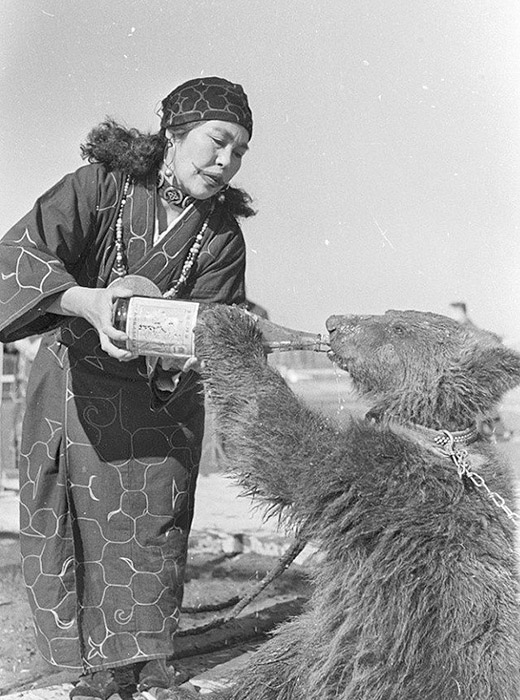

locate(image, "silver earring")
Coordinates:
163 141 174 178
217 184 229 204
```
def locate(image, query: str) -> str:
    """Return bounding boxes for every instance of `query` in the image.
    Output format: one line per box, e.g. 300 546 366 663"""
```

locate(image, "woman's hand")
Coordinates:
46 285 138 360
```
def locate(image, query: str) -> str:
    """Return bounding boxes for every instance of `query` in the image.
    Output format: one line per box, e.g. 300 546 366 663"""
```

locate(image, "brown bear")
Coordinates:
193 306 520 700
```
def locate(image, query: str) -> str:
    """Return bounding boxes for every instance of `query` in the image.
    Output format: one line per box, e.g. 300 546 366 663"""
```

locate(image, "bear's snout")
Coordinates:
326 314 368 336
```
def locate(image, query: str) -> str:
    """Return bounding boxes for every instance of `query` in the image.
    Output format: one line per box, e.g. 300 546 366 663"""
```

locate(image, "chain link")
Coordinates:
436 430 520 524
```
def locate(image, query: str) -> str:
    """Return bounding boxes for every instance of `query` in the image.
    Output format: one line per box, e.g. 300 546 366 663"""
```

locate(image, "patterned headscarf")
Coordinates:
161 76 253 139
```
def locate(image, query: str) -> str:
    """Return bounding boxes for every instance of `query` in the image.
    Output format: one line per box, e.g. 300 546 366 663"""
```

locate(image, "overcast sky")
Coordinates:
1 0 519 342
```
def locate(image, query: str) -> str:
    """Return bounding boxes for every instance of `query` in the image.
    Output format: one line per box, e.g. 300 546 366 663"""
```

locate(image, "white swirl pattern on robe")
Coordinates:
0 164 246 671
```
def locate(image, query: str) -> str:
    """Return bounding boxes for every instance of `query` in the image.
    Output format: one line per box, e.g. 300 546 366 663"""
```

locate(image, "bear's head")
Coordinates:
326 310 520 430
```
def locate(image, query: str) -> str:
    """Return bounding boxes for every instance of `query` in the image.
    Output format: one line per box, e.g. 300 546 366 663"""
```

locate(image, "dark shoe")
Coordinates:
113 664 139 699
135 659 173 691
135 660 191 699
70 670 119 700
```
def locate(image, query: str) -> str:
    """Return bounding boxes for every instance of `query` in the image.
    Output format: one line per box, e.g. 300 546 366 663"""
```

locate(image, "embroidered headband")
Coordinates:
161 76 253 138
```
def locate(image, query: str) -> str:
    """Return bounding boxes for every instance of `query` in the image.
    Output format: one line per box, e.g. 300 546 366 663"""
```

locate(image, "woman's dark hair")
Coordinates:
81 119 256 219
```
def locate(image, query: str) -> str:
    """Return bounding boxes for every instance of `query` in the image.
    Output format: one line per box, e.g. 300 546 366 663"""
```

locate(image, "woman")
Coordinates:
0 76 254 700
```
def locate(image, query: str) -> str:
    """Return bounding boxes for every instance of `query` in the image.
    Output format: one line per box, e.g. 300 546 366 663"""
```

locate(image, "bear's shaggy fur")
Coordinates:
194 307 520 700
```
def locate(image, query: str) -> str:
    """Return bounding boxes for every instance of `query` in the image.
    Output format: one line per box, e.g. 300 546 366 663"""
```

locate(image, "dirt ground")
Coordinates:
0 536 311 696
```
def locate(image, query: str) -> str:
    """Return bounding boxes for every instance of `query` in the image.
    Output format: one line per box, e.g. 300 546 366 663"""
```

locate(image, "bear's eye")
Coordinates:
392 325 406 335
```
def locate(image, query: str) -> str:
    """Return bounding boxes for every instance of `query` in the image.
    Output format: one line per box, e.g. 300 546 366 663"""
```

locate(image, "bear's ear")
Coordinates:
453 344 520 411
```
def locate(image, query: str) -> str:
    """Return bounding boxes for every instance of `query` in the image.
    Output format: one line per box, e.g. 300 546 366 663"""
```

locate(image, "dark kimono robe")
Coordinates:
0 164 246 672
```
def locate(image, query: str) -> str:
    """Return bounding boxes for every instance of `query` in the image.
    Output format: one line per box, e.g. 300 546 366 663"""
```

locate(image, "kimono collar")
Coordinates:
113 174 213 298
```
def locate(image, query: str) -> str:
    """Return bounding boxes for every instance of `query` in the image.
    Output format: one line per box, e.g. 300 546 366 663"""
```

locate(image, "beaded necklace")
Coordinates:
113 174 213 299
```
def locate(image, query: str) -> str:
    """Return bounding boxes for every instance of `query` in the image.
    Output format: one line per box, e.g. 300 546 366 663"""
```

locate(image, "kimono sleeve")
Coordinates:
0 166 101 343
187 213 246 305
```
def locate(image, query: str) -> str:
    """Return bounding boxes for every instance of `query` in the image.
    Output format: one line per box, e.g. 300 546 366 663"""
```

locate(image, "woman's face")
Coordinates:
167 120 250 200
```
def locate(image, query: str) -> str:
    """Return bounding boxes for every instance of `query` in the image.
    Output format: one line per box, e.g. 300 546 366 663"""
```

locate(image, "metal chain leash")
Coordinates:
435 430 520 524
